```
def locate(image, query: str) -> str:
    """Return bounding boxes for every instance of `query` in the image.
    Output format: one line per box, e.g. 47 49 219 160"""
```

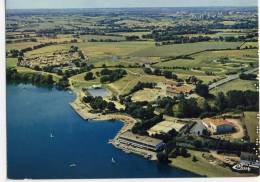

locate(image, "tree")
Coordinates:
193 140 202 148
84 72 94 80
180 147 189 157
178 98 201 118
165 140 177 155
79 51 85 59
163 70 172 79
202 100 211 112
215 92 227 112
107 102 116 112
195 84 209 97
46 75 54 84
157 152 169 164
83 96 94 103
239 73 257 80
164 103 174 116
192 156 198 162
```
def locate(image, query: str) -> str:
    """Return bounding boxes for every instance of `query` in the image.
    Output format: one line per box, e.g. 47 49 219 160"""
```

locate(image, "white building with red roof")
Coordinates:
202 118 235 134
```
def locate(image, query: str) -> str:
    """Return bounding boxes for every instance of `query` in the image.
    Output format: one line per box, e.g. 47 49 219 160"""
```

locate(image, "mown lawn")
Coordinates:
243 112 259 142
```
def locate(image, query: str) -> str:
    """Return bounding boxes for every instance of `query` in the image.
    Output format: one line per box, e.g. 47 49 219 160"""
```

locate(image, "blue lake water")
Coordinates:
7 83 198 179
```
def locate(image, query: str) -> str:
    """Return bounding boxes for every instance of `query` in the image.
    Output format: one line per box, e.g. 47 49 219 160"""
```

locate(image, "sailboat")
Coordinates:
111 157 116 164
50 133 54 138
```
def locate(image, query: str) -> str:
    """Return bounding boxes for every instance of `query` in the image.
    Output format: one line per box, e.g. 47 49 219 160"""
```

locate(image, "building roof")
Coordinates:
119 131 163 147
203 118 234 127
148 120 186 135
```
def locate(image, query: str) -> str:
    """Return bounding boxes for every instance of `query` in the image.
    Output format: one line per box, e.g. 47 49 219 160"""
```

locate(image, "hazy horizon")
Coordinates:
6 0 258 10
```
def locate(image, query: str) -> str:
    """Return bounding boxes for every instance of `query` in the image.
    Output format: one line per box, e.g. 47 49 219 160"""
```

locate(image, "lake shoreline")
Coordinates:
69 89 206 176
69 88 255 178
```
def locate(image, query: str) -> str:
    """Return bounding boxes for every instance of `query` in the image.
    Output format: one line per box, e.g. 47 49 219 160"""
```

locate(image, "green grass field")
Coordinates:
6 58 18 68
170 150 245 177
211 79 258 95
131 41 242 57
76 41 154 58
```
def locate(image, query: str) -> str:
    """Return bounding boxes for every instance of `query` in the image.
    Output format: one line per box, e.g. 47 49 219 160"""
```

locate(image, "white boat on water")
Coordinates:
50 133 54 138
69 163 76 167
111 157 116 163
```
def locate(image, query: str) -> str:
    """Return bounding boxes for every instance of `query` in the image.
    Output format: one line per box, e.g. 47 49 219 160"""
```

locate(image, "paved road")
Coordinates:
209 68 258 90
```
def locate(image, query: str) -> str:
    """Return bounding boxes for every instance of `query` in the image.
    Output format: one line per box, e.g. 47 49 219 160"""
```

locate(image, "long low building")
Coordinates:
118 131 165 152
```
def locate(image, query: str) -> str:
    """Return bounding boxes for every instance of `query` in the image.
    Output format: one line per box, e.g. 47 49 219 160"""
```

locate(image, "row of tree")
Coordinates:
239 73 257 80
123 81 156 96
143 67 179 80
7 67 54 85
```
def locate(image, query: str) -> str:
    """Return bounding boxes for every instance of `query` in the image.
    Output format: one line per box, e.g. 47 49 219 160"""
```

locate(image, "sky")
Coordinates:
6 0 258 9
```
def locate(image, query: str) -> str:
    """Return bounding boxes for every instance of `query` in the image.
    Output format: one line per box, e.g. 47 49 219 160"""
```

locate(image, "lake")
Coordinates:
7 83 197 179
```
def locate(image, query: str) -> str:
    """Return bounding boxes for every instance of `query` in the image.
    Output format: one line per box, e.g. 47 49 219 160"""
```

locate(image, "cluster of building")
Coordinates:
165 82 193 98
18 50 81 69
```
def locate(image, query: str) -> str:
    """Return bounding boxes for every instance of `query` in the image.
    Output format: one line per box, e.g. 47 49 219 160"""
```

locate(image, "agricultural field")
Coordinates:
210 79 258 95
131 42 242 57
76 41 154 58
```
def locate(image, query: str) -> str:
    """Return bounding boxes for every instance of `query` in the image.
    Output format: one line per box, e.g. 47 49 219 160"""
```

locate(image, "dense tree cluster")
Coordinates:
82 95 117 112
195 84 209 97
125 101 155 120
6 67 54 85
143 67 178 80
123 81 156 96
215 90 259 111
56 76 70 90
177 98 202 118
132 114 163 135
99 68 127 83
156 96 176 116
84 72 95 80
